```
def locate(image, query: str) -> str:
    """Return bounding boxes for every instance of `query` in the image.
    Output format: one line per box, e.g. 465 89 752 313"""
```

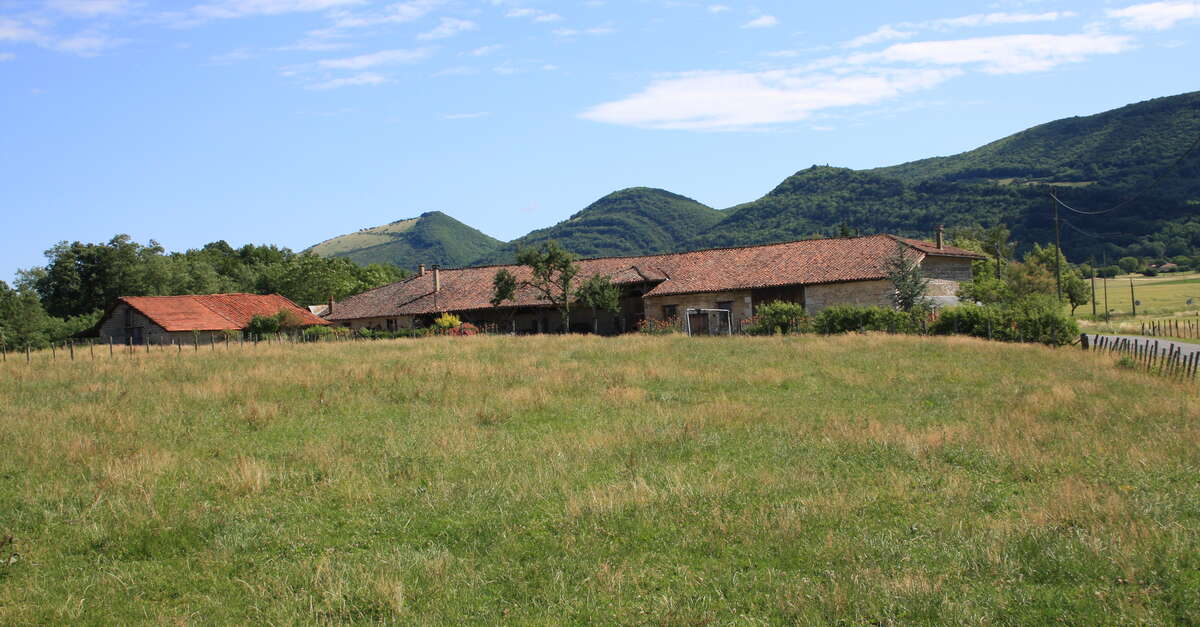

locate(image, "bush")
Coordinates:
813 305 923 335
930 300 1079 346
433 312 462 330
302 325 351 341
743 301 809 335
1097 265 1121 278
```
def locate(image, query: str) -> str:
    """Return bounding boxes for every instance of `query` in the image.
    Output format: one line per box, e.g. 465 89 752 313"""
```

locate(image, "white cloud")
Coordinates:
440 111 490 119
317 47 433 69
506 8 561 22
1106 1 1200 31
708 5 730 13
581 32 1134 130
467 43 502 56
417 17 476 40
325 0 442 29
742 15 778 29
844 25 914 48
209 48 255 64
0 53 13 62
581 67 959 130
192 0 365 20
925 11 1077 30
47 0 132 17
844 11 1078 48
0 18 45 44
307 72 387 89
849 33 1133 74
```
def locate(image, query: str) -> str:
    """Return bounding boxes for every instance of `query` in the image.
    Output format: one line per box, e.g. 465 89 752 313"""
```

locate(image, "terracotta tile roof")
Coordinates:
121 293 331 331
326 235 985 321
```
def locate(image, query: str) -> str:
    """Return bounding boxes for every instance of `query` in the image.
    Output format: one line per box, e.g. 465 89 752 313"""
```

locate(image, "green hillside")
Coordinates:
475 187 723 264
692 91 1200 262
307 211 502 270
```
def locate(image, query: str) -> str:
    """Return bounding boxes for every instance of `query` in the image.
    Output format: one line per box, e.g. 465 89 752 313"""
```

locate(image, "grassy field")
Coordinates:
1 335 1199 624
1081 272 1200 318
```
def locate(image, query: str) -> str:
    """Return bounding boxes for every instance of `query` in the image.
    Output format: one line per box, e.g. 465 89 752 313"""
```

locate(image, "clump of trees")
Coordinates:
491 241 620 333
0 234 407 349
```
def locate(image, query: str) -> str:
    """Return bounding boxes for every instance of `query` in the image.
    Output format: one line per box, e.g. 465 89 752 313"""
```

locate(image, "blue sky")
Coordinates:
2 0 1198 280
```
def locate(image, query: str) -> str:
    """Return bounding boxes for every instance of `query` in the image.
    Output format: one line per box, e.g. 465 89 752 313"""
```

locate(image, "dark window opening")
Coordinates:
662 304 678 319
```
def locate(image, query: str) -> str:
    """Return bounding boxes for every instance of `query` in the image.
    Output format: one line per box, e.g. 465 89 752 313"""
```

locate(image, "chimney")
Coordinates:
433 265 441 293
935 224 945 250
327 294 334 316
418 264 426 276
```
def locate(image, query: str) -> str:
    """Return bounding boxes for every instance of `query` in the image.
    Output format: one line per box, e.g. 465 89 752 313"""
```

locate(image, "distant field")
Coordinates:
1080 272 1200 317
2 335 1198 623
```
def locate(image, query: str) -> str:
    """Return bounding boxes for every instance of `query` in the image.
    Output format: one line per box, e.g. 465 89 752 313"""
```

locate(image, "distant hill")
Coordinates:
313 91 1200 269
306 211 502 270
690 91 1200 261
474 187 724 264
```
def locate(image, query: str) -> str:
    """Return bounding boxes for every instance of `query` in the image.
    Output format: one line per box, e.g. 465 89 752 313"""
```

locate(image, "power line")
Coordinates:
1056 127 1200 215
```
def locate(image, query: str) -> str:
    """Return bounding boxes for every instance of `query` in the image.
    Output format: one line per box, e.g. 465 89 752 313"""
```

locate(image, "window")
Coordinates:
124 307 134 328
662 304 678 319
386 318 397 331
716 301 733 314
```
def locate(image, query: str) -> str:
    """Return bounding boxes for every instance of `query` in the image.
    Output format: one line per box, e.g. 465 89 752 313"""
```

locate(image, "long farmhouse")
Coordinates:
91 293 330 345
326 232 985 334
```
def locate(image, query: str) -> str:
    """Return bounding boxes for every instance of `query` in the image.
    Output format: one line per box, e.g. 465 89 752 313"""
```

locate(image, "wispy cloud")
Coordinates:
844 11 1078 48
0 53 14 62
47 0 133 18
190 0 365 21
708 5 730 14
506 8 562 22
742 15 778 29
1106 1 1200 31
323 0 442 30
307 71 388 89
417 17 476 40
582 32 1132 130
440 111 490 119
317 47 433 69
467 44 503 56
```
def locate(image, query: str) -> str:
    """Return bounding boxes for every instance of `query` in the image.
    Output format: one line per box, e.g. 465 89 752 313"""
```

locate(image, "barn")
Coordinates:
90 293 330 345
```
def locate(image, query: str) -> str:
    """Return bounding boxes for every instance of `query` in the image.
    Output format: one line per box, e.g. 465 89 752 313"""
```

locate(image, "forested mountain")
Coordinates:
474 188 724 264
307 211 501 270
689 91 1200 263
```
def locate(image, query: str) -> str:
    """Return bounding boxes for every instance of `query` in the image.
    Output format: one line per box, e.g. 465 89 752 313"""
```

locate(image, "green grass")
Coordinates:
1081 272 1200 318
2 335 1199 624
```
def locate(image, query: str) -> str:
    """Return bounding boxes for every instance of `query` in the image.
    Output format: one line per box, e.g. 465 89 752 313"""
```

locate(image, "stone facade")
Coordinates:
922 256 974 282
643 289 754 326
803 280 895 313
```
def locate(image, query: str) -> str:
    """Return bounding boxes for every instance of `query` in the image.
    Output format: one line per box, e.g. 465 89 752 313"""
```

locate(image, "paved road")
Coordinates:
1086 334 1200 359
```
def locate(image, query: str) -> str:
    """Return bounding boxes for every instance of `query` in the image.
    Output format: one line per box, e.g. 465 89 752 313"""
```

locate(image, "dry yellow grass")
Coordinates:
0 333 1198 624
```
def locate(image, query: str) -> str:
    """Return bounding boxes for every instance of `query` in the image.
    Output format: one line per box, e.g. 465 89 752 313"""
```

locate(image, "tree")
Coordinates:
1117 256 1143 274
0 281 52 349
575 274 621 334
490 268 519 333
884 243 929 312
513 242 579 332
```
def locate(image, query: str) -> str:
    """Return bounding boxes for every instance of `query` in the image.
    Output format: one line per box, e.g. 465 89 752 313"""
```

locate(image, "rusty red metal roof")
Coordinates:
121 293 331 331
326 235 985 321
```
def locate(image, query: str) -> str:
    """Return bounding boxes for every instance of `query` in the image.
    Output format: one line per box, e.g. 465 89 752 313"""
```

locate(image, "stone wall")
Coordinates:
643 289 754 325
921 255 974 282
97 303 170 344
803 280 895 313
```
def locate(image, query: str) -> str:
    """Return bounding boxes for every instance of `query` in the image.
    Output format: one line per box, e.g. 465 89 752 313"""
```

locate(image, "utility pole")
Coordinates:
1052 189 1063 303
1130 278 1137 317
1091 266 1097 317
1103 278 1109 324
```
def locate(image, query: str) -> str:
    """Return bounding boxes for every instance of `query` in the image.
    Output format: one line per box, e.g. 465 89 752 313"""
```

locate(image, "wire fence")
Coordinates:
1086 335 1200 383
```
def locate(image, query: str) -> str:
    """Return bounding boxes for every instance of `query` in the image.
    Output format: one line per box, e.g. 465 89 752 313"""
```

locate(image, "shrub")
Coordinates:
743 301 809 335
814 305 923 335
433 312 462 330
930 300 1079 346
1097 265 1121 278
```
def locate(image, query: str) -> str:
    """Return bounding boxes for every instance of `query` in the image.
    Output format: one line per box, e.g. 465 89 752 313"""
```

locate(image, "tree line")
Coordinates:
0 235 407 349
